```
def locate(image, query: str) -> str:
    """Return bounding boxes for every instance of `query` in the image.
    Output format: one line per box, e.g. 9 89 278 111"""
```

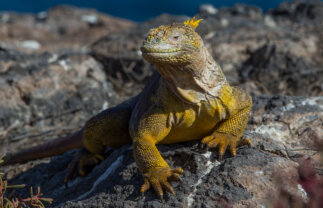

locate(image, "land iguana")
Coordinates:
3 17 252 199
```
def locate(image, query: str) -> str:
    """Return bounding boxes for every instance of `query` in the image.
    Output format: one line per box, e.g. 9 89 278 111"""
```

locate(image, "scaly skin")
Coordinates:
3 18 252 199
133 18 252 198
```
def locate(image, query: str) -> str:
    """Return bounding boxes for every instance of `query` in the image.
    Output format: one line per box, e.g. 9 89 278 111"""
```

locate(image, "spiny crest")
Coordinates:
184 17 203 29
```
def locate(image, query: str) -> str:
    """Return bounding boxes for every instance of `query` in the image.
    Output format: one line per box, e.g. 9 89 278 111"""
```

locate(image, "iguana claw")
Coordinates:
64 148 104 186
201 133 251 159
140 166 183 199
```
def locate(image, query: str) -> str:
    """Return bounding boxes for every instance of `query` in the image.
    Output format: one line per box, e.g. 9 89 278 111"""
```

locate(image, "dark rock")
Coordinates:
2 96 321 207
270 0 323 21
0 2 322 208
229 4 263 19
0 47 118 154
239 43 323 96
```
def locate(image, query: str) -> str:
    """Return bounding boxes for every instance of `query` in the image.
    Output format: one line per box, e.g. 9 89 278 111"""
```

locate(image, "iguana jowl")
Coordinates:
3 17 252 199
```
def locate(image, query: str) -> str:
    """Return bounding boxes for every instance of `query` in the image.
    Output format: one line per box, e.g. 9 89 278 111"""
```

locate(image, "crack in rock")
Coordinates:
72 155 124 202
186 151 221 207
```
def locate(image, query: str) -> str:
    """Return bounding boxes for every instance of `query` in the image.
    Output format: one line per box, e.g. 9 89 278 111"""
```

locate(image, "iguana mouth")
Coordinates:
141 47 182 54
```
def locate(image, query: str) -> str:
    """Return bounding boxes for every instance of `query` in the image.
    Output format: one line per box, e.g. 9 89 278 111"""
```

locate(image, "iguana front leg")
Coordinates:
132 113 183 199
201 88 252 159
133 138 183 198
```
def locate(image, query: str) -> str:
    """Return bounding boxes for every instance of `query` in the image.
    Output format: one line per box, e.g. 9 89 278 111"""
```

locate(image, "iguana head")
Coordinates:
141 17 228 104
141 17 203 65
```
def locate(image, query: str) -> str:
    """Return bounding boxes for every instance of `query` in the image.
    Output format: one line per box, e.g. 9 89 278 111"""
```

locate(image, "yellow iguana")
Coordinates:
3 17 252 199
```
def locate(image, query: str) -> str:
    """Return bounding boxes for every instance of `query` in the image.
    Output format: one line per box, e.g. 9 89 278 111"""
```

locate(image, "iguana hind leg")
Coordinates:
65 101 133 183
64 148 104 184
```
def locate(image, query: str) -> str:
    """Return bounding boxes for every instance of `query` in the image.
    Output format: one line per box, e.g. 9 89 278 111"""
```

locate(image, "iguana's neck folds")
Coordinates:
155 45 228 105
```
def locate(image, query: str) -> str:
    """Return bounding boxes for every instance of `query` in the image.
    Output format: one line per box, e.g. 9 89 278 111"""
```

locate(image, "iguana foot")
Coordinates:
201 133 251 159
64 148 104 185
140 166 183 200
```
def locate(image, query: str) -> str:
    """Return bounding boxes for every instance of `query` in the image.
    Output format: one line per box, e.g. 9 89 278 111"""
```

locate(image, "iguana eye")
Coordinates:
172 35 180 41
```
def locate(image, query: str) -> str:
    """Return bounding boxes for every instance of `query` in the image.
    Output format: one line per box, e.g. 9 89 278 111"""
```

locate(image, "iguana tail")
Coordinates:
2 131 83 165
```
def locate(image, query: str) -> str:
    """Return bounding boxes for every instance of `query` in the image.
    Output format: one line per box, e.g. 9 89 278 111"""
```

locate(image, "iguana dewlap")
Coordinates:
3 17 252 199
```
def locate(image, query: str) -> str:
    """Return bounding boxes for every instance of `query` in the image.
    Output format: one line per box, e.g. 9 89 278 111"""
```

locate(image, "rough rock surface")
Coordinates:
0 5 135 54
3 96 322 208
0 5 135 154
0 47 120 154
0 1 322 208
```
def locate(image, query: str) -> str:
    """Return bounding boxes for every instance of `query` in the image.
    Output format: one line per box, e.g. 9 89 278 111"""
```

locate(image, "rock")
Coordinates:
239 42 323 96
0 2 322 208
20 40 41 51
269 0 323 22
0 5 135 54
264 15 276 27
230 4 263 20
220 18 229 27
90 33 152 96
36 11 48 21
199 4 218 15
2 96 322 207
0 47 118 154
81 14 99 25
